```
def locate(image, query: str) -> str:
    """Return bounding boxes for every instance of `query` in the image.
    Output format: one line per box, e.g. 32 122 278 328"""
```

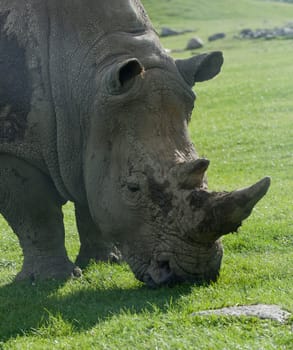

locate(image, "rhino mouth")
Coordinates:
142 260 179 288
140 254 221 288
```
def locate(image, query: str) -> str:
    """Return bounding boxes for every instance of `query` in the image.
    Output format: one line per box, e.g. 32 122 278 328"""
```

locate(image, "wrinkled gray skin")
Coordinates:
0 0 270 287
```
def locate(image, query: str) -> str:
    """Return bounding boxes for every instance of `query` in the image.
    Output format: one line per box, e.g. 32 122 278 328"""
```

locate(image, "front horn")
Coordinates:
194 177 271 240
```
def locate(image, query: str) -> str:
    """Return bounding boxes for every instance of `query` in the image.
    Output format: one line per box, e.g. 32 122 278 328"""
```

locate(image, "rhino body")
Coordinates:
0 0 270 287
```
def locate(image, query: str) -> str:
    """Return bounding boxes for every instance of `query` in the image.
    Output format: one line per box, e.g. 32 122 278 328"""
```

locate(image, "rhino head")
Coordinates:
83 51 270 288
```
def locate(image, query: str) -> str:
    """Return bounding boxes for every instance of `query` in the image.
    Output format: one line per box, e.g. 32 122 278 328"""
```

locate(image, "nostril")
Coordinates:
157 260 177 286
157 260 171 273
144 260 177 287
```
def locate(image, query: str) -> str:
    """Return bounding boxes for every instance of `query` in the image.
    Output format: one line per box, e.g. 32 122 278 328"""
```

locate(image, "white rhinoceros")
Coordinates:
0 0 270 287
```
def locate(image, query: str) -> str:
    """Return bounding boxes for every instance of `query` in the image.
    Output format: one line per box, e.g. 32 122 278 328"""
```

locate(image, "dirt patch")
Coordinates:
147 177 173 217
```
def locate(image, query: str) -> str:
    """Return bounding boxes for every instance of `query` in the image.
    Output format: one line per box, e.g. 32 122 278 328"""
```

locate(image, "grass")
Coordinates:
143 0 293 34
1 0 293 349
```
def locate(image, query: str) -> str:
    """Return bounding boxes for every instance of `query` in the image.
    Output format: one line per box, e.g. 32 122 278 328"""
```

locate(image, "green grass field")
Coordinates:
1 0 293 349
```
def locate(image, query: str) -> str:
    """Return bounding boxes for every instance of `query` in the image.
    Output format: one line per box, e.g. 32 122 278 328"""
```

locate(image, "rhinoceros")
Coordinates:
0 0 270 287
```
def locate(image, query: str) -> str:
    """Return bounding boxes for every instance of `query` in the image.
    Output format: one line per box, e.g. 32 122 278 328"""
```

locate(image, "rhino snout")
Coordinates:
140 244 222 288
142 259 180 288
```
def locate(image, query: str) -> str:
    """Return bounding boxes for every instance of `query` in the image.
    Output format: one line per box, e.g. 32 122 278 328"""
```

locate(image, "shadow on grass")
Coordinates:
0 277 193 341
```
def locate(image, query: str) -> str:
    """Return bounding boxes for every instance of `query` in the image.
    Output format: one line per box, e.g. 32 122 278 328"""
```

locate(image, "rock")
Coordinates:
239 28 254 38
237 25 293 40
281 27 293 37
186 37 204 50
160 27 195 37
208 33 226 42
192 304 291 324
160 27 180 37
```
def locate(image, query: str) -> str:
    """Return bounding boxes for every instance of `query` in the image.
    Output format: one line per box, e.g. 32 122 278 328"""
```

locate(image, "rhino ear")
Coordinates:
176 51 223 86
118 58 144 87
107 58 144 93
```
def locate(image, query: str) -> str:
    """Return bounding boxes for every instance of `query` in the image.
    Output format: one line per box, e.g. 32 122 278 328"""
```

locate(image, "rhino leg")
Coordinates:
75 204 121 268
0 155 80 280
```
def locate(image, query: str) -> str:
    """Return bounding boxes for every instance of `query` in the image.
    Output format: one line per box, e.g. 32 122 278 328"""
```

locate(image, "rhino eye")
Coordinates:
127 182 140 192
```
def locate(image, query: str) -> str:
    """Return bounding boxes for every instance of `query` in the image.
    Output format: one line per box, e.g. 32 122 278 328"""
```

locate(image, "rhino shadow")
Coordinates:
0 276 193 341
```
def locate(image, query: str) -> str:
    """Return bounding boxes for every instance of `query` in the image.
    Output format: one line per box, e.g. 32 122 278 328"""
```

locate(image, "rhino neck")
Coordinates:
43 0 158 203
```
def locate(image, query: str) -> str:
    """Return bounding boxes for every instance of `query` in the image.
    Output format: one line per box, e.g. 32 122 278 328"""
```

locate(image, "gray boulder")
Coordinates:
238 25 293 40
160 27 180 37
160 27 194 37
186 37 204 50
208 33 226 42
